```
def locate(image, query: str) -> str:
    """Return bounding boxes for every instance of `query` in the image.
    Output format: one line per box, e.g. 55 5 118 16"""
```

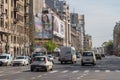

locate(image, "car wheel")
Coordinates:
61 61 63 64
31 68 34 72
81 62 84 66
45 67 48 72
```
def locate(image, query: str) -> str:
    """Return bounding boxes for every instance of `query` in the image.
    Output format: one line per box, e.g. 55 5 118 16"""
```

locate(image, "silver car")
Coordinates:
30 56 53 72
81 51 96 66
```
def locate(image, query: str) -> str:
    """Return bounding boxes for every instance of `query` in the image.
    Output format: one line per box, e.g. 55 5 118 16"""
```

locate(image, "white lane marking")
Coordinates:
0 74 4 76
95 70 100 72
49 70 58 73
115 70 120 72
84 70 89 73
61 70 69 73
72 70 79 73
0 71 3 73
37 75 42 78
105 70 110 72
43 73 47 75
77 77 81 79
31 77 36 80
14 71 21 74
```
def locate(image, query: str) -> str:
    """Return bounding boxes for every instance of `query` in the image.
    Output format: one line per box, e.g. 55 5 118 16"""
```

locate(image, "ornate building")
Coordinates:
0 0 30 57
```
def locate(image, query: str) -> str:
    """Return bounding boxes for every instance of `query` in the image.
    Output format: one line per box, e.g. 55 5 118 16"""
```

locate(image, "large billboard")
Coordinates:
34 13 52 39
53 15 65 38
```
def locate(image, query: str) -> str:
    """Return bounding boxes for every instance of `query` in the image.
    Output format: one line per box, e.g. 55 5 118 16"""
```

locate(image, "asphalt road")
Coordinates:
0 56 120 80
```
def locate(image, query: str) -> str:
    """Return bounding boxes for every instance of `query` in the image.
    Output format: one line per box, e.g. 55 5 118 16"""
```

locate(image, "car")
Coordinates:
95 53 102 60
12 56 29 66
81 51 96 66
47 55 54 63
30 56 53 72
31 52 45 63
0 53 13 66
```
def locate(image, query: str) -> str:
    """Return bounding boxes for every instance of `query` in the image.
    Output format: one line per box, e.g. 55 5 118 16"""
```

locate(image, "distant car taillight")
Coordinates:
32 58 34 63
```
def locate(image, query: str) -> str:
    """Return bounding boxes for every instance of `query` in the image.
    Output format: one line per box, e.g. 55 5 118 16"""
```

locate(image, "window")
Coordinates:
5 0 7 3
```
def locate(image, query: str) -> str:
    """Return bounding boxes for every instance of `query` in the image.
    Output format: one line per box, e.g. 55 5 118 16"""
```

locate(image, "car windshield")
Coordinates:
16 57 25 59
83 52 93 56
0 56 7 59
34 57 45 62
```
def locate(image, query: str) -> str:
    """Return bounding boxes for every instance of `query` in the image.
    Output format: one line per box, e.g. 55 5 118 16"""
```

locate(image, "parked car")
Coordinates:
30 56 53 72
0 53 13 66
95 53 102 60
12 56 29 66
81 51 96 66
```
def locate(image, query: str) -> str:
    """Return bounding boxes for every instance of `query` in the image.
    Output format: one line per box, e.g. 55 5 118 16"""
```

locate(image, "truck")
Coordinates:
59 46 77 64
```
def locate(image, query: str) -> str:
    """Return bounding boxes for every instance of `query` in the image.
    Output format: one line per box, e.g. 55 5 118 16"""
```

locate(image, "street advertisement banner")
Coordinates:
53 15 65 38
34 13 52 39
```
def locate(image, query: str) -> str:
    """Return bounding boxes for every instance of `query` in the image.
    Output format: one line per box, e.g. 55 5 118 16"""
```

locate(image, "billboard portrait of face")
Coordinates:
34 13 52 39
41 14 52 39
34 13 42 38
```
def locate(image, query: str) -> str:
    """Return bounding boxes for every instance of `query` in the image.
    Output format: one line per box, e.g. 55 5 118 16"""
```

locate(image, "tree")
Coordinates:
44 40 57 53
102 40 113 55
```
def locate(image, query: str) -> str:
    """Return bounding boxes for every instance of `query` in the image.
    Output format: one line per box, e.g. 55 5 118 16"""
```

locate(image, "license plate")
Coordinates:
86 59 90 61
36 67 41 69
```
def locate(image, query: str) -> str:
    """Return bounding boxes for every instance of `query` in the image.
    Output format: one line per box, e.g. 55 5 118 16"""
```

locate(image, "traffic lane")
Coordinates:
81 71 120 80
0 69 48 80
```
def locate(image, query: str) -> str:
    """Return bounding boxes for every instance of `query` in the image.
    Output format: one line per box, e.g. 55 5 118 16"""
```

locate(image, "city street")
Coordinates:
0 56 120 80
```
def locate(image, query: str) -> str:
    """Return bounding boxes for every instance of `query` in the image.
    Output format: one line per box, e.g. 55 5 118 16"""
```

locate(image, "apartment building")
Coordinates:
113 21 120 56
0 0 30 57
84 34 92 51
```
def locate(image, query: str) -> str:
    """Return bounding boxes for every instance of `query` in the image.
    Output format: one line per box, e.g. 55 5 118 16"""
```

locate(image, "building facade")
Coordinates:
84 34 92 51
113 21 120 56
0 0 30 57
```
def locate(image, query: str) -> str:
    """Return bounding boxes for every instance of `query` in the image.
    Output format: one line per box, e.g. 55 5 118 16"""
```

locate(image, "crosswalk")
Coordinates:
0 69 120 77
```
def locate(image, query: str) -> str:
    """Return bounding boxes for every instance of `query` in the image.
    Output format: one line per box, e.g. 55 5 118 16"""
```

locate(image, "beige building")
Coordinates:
0 0 30 57
113 21 120 56
84 34 92 51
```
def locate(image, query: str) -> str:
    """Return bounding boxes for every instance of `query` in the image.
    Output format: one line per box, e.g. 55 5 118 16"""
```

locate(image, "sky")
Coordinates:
66 0 120 47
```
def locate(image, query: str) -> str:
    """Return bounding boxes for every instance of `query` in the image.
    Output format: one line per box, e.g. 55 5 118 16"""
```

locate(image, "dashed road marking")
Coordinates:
84 70 89 73
95 70 100 72
0 74 4 76
31 77 36 80
72 70 79 73
105 70 110 72
37 75 42 78
49 70 58 73
115 70 120 72
61 70 69 73
0 71 3 73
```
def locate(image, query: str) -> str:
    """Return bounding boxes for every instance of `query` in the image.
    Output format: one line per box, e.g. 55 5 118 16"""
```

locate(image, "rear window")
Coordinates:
32 52 43 57
82 52 93 56
0 56 7 59
34 57 45 62
16 57 25 59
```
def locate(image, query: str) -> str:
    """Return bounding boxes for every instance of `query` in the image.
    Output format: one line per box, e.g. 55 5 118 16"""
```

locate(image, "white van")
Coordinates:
0 53 13 66
59 46 77 64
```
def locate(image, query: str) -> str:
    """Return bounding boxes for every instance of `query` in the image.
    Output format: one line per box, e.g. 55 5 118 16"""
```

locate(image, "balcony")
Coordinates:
14 7 19 12
25 3 29 7
25 12 29 17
